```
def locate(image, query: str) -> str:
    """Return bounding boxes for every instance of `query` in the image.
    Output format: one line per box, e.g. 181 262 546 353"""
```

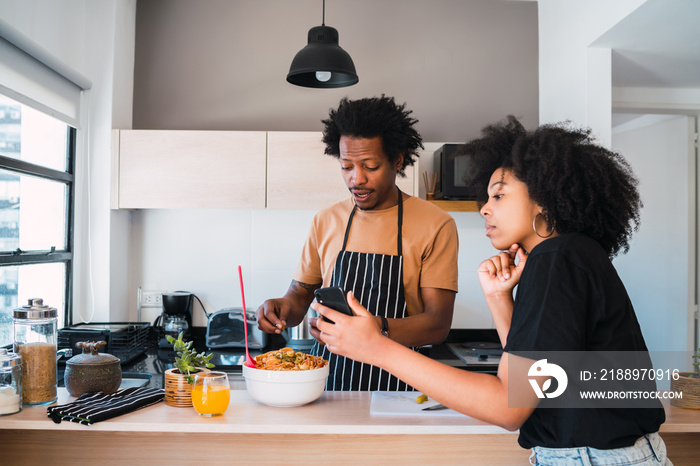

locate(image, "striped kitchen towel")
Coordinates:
47 387 164 425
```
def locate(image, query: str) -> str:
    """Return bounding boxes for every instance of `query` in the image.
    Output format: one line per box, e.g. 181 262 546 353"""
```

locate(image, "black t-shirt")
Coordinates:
504 233 665 449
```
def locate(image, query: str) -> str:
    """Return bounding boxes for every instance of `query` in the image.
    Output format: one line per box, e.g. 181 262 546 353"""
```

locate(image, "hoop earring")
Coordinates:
533 212 554 238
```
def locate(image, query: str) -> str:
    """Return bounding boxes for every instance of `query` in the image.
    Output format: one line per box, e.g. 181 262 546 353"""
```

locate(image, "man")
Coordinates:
256 95 458 391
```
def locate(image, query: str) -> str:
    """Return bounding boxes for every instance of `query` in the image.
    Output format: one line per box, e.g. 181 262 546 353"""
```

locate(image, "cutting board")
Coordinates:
369 391 467 417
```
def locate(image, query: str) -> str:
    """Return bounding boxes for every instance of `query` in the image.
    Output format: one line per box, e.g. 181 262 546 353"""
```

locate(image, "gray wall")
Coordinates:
132 0 538 142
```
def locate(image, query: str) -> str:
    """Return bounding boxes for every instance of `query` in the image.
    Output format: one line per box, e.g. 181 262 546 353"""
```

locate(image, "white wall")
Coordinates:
537 0 646 144
538 0 697 354
612 115 694 353
130 208 314 326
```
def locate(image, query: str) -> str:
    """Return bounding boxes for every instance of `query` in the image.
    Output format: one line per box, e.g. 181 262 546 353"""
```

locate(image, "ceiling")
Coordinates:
592 0 700 88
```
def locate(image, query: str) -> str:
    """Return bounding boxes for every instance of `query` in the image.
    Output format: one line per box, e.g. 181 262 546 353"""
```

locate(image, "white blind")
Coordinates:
0 20 91 127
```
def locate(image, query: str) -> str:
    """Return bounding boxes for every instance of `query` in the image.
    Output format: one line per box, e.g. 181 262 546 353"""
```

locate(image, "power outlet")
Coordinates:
141 290 164 308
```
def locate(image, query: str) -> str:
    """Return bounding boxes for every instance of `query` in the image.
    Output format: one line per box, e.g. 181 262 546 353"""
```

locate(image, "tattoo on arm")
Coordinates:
290 280 321 294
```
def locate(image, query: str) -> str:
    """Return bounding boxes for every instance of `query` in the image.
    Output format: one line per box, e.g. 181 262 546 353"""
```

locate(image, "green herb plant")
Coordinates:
165 332 215 383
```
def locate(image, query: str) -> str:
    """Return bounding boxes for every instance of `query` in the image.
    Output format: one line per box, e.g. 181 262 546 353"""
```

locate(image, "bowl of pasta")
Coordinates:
242 347 329 407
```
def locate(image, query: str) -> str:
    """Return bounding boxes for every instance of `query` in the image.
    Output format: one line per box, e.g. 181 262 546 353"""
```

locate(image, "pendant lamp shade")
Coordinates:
287 25 358 88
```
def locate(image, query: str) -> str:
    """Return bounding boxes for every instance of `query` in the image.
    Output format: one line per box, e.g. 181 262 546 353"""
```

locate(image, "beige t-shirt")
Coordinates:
293 195 459 316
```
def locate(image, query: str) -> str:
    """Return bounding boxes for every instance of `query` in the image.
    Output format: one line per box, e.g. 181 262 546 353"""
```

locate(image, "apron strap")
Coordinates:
341 187 404 256
397 188 403 257
341 204 358 251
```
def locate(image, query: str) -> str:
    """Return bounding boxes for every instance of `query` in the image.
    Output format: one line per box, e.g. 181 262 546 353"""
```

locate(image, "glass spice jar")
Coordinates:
13 298 59 406
0 348 22 415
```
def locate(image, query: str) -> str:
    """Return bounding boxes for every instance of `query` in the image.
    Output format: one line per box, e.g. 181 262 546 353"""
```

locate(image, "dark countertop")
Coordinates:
58 327 298 389
58 327 499 390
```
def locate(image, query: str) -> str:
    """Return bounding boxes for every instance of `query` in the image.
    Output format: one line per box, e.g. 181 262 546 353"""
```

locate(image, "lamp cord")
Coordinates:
322 0 325 26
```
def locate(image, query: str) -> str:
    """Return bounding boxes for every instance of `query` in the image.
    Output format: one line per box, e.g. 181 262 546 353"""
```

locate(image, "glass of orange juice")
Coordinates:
191 371 230 417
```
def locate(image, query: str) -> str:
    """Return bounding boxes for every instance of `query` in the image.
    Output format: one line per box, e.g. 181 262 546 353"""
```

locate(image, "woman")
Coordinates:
314 116 670 465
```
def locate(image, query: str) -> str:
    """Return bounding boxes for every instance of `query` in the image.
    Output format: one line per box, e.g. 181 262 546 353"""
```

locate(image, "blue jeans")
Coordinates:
529 433 672 466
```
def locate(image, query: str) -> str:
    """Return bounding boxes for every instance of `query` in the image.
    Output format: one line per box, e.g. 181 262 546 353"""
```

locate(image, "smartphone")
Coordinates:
314 286 353 323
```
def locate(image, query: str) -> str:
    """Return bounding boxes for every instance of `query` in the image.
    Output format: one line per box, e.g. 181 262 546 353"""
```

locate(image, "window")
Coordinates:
0 93 75 346
0 26 89 347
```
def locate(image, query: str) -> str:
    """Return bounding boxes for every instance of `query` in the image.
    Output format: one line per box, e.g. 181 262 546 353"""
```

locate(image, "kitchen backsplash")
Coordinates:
128 208 495 330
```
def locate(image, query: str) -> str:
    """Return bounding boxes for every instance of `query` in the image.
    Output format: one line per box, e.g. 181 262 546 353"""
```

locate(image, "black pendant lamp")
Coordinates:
287 0 358 88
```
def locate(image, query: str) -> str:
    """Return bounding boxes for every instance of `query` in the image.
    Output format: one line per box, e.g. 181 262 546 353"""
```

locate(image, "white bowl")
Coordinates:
242 364 329 407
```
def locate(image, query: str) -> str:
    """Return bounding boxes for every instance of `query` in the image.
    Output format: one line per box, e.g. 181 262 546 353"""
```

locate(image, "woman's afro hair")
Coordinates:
464 115 642 258
321 95 423 177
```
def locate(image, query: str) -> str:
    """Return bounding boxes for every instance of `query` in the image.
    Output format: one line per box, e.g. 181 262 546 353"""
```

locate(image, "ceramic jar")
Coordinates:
64 341 122 397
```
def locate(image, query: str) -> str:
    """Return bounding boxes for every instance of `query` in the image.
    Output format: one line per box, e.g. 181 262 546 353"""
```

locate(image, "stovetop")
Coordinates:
447 341 503 368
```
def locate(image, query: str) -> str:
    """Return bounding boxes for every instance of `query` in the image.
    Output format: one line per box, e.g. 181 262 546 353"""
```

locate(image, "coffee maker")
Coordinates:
157 292 193 348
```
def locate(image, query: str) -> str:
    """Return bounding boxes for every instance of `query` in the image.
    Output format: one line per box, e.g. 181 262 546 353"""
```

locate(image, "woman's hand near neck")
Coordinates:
477 244 529 347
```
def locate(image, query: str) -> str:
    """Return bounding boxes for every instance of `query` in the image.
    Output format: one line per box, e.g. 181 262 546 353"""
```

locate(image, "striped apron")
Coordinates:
312 189 414 391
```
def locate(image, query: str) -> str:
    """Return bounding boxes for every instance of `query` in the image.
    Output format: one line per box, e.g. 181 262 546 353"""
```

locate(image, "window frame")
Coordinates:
0 125 75 328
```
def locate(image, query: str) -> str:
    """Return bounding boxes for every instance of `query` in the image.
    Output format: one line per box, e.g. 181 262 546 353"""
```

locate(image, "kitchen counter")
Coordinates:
9 329 699 464
2 390 699 465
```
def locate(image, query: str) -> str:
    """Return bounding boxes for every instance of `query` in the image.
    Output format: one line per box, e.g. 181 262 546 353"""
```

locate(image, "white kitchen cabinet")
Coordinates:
112 130 416 210
112 130 267 209
266 131 416 210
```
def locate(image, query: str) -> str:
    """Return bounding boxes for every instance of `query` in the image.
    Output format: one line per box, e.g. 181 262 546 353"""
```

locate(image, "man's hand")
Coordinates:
255 280 320 335
255 298 292 334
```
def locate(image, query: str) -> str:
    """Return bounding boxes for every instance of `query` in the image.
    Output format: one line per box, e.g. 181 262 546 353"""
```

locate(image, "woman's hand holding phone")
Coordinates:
308 286 354 346
313 286 354 323
313 290 387 364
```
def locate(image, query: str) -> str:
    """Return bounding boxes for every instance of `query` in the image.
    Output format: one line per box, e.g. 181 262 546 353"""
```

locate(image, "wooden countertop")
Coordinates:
663 400 700 433
3 389 700 434
2 389 512 435
3 389 699 465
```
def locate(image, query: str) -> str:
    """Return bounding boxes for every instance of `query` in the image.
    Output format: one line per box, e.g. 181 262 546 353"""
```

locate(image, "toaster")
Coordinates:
205 307 268 349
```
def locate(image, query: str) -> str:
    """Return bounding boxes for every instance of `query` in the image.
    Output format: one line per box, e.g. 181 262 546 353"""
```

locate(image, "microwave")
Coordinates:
433 144 478 200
